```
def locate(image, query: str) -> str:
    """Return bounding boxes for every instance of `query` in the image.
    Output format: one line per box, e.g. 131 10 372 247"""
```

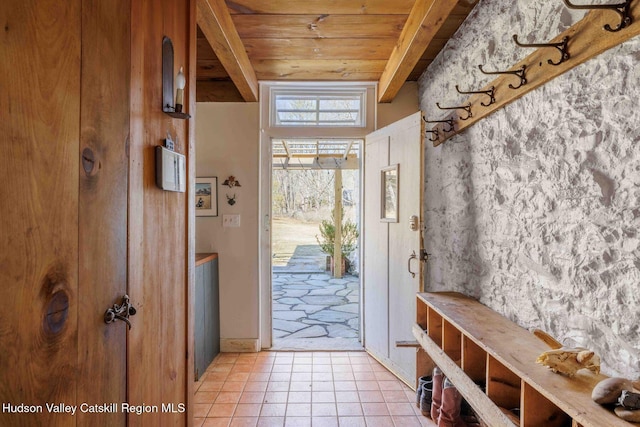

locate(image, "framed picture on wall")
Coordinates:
196 177 218 217
381 164 399 222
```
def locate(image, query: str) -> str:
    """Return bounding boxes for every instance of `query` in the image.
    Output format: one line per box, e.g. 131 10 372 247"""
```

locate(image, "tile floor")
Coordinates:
194 351 437 427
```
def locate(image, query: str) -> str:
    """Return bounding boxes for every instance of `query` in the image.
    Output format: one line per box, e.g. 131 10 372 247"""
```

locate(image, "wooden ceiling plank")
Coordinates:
196 59 230 79
225 0 416 15
378 0 475 102
196 80 245 102
231 15 408 39
252 59 386 81
242 38 396 60
407 59 434 80
197 0 258 101
197 37 220 61
420 43 445 60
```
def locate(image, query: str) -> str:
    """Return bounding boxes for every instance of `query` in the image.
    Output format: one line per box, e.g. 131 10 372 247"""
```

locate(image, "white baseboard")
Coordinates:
220 338 260 353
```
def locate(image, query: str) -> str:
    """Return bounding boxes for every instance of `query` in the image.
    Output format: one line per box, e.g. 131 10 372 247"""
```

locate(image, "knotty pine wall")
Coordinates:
418 0 639 377
0 1 196 426
1 2 83 425
128 0 196 425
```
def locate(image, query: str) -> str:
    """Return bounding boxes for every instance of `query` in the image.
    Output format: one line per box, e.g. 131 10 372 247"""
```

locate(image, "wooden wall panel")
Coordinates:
129 0 194 425
0 1 81 426
77 0 130 425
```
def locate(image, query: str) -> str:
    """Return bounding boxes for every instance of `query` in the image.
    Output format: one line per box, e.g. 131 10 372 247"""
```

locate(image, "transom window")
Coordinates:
271 89 366 127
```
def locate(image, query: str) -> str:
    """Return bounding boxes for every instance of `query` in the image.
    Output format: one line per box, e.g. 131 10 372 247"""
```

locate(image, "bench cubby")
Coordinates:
413 292 635 427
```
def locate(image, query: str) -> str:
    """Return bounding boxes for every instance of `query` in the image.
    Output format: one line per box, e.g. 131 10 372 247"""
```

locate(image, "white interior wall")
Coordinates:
418 0 639 377
195 102 260 349
378 82 419 129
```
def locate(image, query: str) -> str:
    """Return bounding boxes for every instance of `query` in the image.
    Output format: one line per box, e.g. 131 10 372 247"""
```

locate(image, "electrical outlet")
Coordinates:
222 214 240 227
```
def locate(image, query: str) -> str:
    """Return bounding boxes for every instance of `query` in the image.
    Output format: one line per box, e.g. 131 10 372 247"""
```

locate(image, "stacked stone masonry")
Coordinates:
418 0 640 377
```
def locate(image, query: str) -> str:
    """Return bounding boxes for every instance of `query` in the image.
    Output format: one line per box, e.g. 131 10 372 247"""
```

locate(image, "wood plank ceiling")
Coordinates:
196 0 478 103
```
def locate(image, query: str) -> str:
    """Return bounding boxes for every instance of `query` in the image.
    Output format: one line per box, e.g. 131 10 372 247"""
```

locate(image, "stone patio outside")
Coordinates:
271 215 361 350
271 272 361 351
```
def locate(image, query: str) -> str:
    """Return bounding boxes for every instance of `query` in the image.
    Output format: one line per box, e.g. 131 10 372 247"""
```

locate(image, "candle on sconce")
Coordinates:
175 66 186 112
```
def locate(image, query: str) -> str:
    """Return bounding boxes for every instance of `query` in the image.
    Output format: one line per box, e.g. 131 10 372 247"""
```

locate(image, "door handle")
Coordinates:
408 251 418 278
104 294 137 330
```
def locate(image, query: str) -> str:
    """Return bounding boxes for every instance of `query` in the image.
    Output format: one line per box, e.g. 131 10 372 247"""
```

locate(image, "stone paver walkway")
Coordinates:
272 272 361 351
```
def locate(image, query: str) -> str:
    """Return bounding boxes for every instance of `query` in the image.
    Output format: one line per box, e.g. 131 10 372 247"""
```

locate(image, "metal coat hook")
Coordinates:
436 102 472 121
562 0 632 32
425 128 440 142
478 64 527 89
455 85 496 107
422 115 455 133
513 35 570 66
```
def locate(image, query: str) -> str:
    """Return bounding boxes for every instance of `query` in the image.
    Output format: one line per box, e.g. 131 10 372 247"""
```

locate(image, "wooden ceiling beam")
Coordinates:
197 0 258 102
378 0 476 102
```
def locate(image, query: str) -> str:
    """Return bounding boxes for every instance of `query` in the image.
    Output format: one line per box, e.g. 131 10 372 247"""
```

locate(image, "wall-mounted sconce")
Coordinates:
222 176 241 188
162 36 190 119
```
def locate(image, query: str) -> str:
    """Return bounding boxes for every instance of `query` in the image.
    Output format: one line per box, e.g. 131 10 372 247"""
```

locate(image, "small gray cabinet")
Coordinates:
195 254 220 380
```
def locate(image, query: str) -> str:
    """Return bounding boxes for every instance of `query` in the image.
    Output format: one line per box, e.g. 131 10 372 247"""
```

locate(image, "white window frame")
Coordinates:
270 88 367 128
258 82 376 349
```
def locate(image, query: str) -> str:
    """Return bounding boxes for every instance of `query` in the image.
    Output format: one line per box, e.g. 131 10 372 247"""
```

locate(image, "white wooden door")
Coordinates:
363 112 423 385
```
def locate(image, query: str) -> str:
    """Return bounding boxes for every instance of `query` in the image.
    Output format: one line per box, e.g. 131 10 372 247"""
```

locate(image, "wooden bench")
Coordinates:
413 292 635 427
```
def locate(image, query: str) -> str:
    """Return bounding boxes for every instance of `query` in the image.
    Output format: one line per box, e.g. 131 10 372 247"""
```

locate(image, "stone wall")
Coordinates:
418 0 640 377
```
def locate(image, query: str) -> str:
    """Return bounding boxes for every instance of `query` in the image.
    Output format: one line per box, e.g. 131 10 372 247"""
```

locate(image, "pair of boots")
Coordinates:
416 375 433 416
431 367 480 427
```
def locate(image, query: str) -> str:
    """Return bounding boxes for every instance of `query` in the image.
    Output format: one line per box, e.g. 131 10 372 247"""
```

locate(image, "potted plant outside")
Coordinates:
316 215 359 275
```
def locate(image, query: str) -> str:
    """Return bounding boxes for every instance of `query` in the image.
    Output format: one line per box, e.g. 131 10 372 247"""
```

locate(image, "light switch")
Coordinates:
223 214 241 227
